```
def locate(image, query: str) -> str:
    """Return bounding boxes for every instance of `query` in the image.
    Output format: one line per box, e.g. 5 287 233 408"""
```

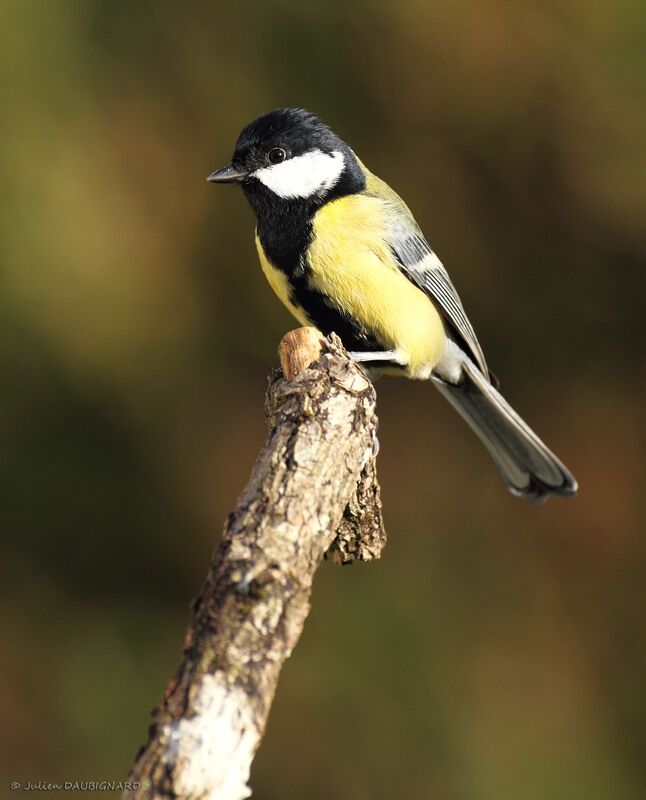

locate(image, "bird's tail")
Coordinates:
432 359 577 503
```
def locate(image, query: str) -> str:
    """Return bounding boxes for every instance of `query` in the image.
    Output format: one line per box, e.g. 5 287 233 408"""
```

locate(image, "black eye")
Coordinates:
268 147 287 164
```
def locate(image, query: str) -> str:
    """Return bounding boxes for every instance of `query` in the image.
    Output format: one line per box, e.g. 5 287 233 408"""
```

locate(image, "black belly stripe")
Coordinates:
289 274 383 352
249 166 386 354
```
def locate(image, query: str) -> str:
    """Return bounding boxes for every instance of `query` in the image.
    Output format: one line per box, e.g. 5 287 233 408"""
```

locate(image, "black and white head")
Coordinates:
207 108 365 216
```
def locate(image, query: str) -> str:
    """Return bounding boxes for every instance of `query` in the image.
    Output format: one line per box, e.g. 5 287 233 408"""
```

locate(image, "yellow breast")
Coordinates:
254 195 447 379
307 195 446 378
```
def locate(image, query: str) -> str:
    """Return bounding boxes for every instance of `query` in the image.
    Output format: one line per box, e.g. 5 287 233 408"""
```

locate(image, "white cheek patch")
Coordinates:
252 149 345 199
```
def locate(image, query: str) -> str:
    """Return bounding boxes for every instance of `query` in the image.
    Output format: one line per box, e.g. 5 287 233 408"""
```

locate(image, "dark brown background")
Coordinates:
2 1 645 797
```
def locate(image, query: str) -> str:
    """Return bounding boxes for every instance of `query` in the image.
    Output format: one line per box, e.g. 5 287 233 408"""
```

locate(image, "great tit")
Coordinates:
208 108 577 502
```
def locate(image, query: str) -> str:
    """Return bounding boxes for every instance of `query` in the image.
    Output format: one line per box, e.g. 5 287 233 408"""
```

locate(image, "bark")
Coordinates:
122 329 386 800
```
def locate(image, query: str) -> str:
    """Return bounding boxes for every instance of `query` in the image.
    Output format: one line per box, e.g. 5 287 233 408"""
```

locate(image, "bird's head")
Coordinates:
207 108 364 211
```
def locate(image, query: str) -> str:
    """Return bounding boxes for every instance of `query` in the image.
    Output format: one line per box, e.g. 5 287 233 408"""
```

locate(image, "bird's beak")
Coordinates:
206 164 247 184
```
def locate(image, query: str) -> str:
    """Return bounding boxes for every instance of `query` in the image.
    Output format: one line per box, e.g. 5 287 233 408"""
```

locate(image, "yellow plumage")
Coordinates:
308 195 446 378
255 180 447 380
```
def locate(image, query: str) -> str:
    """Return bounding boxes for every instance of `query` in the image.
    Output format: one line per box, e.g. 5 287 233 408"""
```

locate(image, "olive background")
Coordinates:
2 1 645 798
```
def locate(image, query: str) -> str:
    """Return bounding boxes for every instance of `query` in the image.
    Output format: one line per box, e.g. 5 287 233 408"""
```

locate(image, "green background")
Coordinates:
2 1 645 797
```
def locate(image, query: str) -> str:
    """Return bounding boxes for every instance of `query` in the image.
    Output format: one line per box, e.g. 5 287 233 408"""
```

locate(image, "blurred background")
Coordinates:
2 0 645 797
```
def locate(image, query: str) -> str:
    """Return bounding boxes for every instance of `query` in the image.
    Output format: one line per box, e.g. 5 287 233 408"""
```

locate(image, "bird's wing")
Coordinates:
388 223 489 377
360 165 489 378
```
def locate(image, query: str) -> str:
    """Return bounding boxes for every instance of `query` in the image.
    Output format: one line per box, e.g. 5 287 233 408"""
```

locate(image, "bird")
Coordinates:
207 108 577 502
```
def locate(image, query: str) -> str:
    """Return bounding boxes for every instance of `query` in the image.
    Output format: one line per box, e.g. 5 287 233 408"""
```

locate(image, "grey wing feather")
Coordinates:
358 172 577 502
386 222 489 378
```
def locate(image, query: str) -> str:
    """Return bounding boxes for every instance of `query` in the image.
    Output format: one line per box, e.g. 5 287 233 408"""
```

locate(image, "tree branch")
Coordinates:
122 329 386 800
